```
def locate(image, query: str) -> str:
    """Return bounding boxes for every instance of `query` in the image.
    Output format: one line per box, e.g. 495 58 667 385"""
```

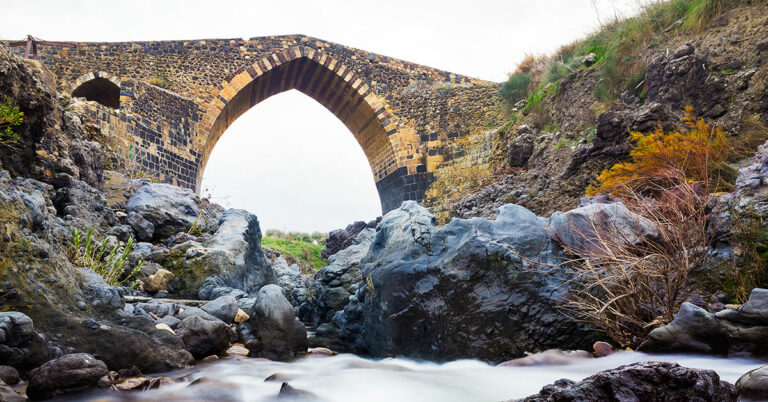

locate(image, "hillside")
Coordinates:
424 0 768 222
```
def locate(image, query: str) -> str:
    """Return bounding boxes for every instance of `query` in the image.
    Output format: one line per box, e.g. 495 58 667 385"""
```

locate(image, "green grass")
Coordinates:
262 236 327 270
500 73 531 104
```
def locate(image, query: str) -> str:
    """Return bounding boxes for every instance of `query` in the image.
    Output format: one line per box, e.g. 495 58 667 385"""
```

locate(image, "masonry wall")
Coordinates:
16 35 507 213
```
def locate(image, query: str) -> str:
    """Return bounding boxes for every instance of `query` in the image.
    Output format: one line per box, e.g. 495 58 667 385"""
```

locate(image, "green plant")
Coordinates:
71 227 143 286
261 235 327 270
722 206 768 303
0 96 23 142
187 214 204 237
544 121 560 133
554 138 575 150
148 72 171 89
500 73 532 104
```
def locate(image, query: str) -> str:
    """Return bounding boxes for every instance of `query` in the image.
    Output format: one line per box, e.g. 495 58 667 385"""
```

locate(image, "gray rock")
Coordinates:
0 312 50 370
133 301 178 318
126 182 200 240
176 306 219 322
272 257 310 307
640 289 768 357
240 284 307 360
347 201 591 361
321 220 370 259
126 211 154 242
26 353 109 400
156 315 181 328
192 209 276 299
107 224 133 242
548 201 658 252
306 229 374 328
77 268 124 311
175 316 230 359
201 296 239 323
519 361 736 401
507 132 535 168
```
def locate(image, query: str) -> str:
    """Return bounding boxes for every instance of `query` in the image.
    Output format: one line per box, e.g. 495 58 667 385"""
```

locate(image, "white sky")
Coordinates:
2 0 645 232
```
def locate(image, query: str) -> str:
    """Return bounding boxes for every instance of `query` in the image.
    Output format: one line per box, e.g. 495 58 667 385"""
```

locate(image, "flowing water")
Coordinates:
68 352 764 401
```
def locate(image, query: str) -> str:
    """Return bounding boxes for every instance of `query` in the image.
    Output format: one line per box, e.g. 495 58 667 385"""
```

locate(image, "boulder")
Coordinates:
0 312 50 370
77 268 124 311
26 353 109 400
507 132 535 168
355 202 592 362
201 296 239 323
736 365 768 401
175 315 230 359
639 289 768 357
240 285 307 360
125 182 200 240
126 211 155 242
518 361 736 401
190 209 276 300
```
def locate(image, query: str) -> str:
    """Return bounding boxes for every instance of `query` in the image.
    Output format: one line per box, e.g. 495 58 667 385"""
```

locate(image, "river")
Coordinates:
68 352 764 401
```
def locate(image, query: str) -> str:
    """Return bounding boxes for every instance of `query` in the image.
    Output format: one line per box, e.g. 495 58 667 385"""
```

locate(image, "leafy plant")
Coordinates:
721 206 768 303
71 227 143 286
500 73 532 104
0 96 23 142
148 72 171 89
587 106 728 197
187 214 204 237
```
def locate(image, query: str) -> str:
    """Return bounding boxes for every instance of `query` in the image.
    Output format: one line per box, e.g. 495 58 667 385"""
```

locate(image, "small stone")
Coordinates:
114 376 149 392
142 269 174 293
306 347 335 357
154 323 175 335
234 308 250 323
200 355 219 363
673 42 694 58
593 341 614 358
225 345 249 357
97 375 112 389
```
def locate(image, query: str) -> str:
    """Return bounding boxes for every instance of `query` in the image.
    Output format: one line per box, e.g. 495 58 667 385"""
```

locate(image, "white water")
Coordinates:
76 352 764 401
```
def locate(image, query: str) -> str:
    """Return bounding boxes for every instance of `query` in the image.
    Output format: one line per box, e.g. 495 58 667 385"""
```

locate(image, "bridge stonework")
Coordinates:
28 35 505 212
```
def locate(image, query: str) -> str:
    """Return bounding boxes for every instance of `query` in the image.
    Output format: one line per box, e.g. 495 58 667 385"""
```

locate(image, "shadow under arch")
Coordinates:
69 71 121 109
198 47 403 213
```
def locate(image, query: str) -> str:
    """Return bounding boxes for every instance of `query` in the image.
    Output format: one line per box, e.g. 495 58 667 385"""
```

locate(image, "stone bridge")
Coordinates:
24 35 505 212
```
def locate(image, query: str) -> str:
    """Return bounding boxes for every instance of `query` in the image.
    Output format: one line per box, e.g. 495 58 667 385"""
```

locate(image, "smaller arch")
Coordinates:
69 71 121 109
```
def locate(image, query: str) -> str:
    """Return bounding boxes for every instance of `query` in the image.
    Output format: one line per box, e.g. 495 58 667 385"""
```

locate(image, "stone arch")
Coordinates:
69 71 121 109
197 47 403 212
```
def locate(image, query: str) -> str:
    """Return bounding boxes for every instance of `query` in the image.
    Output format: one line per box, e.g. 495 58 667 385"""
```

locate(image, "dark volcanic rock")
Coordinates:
125 182 200 240
518 361 736 401
240 284 307 360
176 315 231 359
0 312 50 370
321 220 373 259
26 353 108 400
357 201 593 362
639 288 768 357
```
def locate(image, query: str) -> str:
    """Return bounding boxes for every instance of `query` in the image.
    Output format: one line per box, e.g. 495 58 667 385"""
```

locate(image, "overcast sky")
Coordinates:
2 0 645 233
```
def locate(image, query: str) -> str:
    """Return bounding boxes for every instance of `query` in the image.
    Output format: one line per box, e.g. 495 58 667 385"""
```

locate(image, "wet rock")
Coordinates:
357 202 593 362
26 353 109 400
126 182 200 240
114 376 149 392
175 315 230 359
306 347 335 357
201 295 239 323
0 380 22 401
142 268 175 294
736 365 768 401
278 382 323 400
240 284 307 360
518 361 736 401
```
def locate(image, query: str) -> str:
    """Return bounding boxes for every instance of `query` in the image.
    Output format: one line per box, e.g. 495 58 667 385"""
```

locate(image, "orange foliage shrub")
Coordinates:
587 106 727 197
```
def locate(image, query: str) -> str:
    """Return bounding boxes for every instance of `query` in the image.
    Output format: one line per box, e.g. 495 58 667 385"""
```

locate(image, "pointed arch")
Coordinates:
196 47 403 211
